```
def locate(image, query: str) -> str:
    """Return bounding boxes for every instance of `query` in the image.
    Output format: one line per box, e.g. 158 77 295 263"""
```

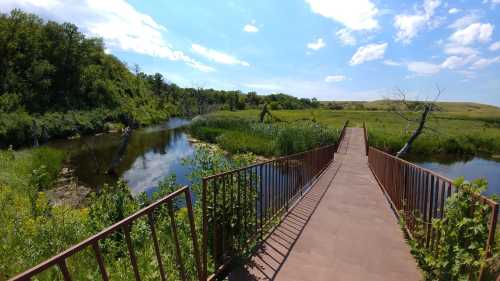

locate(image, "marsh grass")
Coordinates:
205 109 500 156
190 115 339 156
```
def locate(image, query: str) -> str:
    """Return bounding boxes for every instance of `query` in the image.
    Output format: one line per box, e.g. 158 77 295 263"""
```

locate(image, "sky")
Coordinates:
1 0 500 105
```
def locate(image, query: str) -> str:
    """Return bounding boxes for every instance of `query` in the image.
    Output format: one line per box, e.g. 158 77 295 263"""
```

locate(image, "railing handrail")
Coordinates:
204 120 350 181
369 146 498 207
9 186 203 281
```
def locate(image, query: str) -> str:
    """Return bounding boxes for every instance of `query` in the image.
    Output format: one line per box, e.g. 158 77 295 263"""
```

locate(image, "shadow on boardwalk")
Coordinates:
229 161 342 281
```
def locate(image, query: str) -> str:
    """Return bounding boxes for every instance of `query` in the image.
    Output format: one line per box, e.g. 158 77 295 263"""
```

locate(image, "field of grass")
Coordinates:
205 107 500 157
189 114 340 156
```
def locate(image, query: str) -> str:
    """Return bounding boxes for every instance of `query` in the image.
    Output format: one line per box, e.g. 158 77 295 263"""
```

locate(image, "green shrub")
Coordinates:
408 178 492 281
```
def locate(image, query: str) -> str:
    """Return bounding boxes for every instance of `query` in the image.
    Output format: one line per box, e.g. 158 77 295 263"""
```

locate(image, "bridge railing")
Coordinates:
368 146 498 279
8 186 204 281
201 120 349 280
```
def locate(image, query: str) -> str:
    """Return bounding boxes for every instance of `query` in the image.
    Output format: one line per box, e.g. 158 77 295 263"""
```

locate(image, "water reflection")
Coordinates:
408 155 500 196
48 118 195 195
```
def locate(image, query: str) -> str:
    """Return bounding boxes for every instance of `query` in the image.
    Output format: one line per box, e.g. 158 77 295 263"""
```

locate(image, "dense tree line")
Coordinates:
0 10 319 147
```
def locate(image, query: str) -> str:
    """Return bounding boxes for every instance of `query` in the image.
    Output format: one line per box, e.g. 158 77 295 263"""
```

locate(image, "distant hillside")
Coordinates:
321 100 500 112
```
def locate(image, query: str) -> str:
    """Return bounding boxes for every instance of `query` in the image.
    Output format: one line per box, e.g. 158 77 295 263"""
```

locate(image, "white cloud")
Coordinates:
336 28 356 46
441 56 474 70
448 13 480 29
470 56 500 69
304 0 379 31
243 24 259 33
448 8 461 14
349 43 387 65
383 59 403 66
489 41 500 51
394 0 441 43
407 61 441 75
449 23 494 45
0 0 215 72
443 45 478 56
307 38 326 50
324 75 347 82
191 44 249 66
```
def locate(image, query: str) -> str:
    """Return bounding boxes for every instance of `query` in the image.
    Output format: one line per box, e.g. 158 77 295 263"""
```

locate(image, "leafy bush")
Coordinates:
408 178 493 281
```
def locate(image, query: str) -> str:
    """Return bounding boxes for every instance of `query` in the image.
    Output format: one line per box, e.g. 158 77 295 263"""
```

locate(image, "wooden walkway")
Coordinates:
229 128 422 281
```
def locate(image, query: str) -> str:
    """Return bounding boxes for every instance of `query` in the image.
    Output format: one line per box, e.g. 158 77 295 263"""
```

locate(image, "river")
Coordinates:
408 154 500 196
48 118 196 196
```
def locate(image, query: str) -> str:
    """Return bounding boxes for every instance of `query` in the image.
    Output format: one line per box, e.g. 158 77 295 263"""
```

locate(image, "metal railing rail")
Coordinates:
362 122 369 156
368 146 498 280
201 120 349 280
8 186 203 281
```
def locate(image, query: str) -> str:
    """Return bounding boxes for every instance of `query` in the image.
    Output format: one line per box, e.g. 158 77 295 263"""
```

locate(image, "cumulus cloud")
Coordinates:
307 38 326 50
394 0 441 44
191 44 249 66
407 61 441 75
448 8 460 14
243 24 259 33
449 23 494 45
470 56 500 69
336 28 356 46
0 0 215 72
305 0 379 31
349 43 387 65
489 41 500 51
324 75 347 82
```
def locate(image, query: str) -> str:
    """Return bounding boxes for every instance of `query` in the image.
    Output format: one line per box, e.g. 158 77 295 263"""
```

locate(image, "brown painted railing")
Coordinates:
8 186 203 281
201 120 349 280
368 147 498 279
362 122 369 155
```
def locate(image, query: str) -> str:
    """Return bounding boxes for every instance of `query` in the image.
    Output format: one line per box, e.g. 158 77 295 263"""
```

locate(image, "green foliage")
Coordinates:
190 116 339 156
408 178 492 281
208 109 500 156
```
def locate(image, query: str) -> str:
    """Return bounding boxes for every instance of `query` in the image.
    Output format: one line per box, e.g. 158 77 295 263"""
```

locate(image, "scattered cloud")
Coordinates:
336 28 356 46
489 41 500 51
407 61 441 75
448 12 481 29
470 56 500 69
441 55 474 70
349 43 388 65
448 8 461 14
243 23 259 33
191 44 249 66
443 45 478 56
304 0 379 31
0 0 215 72
449 23 494 45
324 75 347 82
394 0 441 43
383 59 403 66
307 38 326 50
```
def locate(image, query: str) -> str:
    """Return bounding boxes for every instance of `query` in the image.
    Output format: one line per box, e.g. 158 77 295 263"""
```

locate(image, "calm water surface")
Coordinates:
408 155 500 196
48 118 195 195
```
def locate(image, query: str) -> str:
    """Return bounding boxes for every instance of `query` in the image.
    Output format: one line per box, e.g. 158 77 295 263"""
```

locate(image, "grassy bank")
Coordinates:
190 115 340 156
204 108 500 156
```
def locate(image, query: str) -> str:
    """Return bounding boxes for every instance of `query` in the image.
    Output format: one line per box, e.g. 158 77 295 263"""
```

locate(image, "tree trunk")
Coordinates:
396 104 431 158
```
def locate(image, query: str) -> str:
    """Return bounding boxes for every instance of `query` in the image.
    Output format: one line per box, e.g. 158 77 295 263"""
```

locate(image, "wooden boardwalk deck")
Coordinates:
229 128 422 281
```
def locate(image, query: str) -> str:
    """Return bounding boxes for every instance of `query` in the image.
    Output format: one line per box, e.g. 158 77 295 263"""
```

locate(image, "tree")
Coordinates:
387 87 442 158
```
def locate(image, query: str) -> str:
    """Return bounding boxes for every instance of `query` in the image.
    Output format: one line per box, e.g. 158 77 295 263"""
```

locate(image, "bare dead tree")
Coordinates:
385 86 442 158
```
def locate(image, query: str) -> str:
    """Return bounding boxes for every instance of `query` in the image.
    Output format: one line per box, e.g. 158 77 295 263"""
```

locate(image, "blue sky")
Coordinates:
1 0 500 105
